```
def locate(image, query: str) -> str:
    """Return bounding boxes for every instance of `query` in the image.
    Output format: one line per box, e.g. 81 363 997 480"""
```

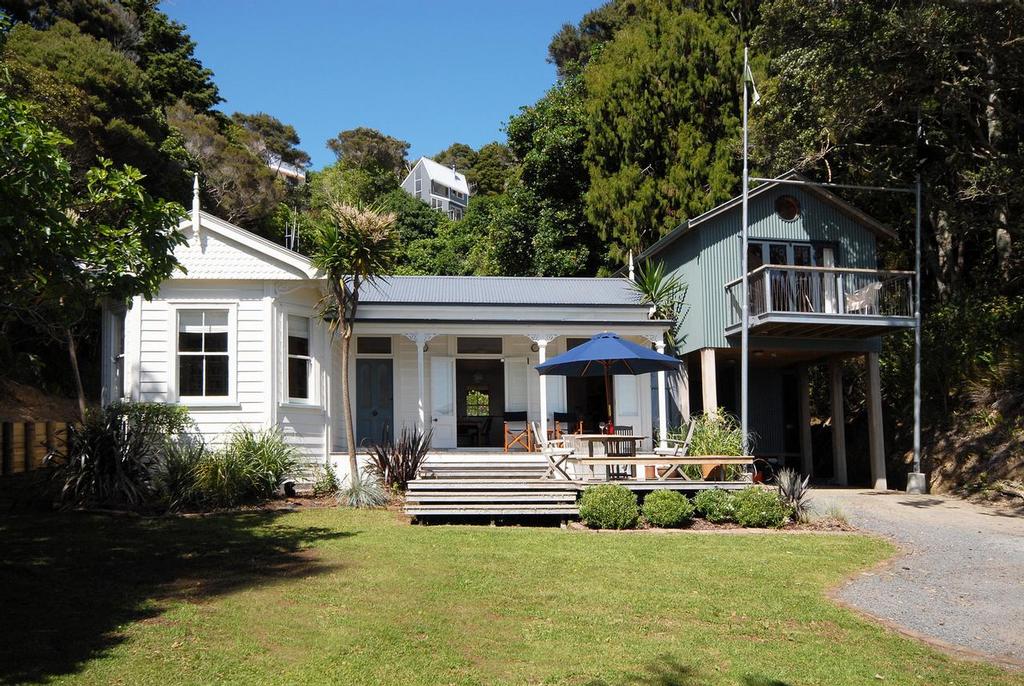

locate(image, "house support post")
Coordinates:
865 352 888 490
537 339 548 444
678 356 691 420
829 358 848 486
405 332 437 432
656 340 669 449
797 364 813 477
699 348 717 413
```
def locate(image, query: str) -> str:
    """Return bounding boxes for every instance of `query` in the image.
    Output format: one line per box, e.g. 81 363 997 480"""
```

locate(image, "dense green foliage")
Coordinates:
578 483 640 529
43 403 300 511
693 487 736 523
686 410 748 457
583 2 744 261
194 428 300 508
641 489 695 527
0 93 186 414
733 486 791 528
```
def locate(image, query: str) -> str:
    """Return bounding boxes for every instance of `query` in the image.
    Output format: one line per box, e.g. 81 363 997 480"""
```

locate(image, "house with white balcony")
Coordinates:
400 157 470 220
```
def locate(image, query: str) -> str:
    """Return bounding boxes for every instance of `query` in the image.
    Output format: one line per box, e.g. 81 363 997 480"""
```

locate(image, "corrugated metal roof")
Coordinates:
360 276 645 306
419 157 470 195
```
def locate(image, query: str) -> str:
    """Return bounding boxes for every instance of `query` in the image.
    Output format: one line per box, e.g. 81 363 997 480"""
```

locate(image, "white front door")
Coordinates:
430 356 456 448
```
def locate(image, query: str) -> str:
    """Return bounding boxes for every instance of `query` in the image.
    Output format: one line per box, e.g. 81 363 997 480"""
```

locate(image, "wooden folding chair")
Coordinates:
531 421 574 480
654 421 696 479
503 411 531 452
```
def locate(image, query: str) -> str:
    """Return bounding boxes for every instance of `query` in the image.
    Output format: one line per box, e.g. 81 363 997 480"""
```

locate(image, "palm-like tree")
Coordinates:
310 202 399 501
630 260 688 353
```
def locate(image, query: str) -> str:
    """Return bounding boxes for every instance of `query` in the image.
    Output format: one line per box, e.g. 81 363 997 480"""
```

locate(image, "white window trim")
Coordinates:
105 307 128 404
167 302 238 407
285 312 317 406
279 304 323 409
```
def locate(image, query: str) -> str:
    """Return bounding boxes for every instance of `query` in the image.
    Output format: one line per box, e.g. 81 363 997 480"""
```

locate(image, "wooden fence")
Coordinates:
0 421 71 476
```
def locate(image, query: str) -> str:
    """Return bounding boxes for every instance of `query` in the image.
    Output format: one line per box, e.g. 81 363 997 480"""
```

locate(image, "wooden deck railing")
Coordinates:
725 266 914 328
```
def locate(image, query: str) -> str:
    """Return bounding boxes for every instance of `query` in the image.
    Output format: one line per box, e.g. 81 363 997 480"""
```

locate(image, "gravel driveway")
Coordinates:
812 488 1024 667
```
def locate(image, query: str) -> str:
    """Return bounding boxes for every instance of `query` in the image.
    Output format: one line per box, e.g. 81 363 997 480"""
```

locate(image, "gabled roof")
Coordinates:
173 211 319 280
360 276 645 307
636 171 896 263
408 156 470 196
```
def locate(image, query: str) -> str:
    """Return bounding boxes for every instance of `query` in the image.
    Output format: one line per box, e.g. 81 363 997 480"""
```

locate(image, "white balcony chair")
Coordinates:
845 281 883 314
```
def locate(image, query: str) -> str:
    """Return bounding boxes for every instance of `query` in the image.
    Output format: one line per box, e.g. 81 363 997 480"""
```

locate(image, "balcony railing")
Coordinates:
725 266 914 329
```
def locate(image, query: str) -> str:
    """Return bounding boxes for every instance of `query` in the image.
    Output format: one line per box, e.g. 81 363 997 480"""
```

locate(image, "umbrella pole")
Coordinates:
603 362 613 431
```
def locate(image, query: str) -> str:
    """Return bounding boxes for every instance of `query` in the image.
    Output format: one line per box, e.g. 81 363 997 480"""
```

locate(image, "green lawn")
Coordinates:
1 508 1020 686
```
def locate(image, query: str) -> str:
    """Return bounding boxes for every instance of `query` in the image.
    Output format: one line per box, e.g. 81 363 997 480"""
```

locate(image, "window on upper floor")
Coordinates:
431 180 449 197
775 195 801 221
177 310 230 398
287 315 312 401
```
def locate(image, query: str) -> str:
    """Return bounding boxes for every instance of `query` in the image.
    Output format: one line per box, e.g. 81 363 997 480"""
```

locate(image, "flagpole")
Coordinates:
740 45 750 456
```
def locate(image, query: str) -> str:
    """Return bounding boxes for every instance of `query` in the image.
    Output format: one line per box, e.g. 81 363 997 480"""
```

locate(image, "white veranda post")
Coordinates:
537 339 548 444
405 332 437 432
656 340 669 449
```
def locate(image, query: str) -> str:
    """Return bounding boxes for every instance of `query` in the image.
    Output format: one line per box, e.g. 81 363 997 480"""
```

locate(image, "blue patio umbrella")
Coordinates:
535 332 681 426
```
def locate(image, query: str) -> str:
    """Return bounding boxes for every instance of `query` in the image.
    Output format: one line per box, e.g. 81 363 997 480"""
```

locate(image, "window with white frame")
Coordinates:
177 310 229 397
111 312 126 400
414 177 422 198
287 315 312 400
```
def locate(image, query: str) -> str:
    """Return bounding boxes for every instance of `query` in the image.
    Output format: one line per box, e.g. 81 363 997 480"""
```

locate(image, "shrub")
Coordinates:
311 463 340 497
193 448 252 508
366 426 432 491
45 404 168 509
193 427 300 508
693 488 736 523
776 468 812 521
685 409 752 457
339 473 389 508
641 490 694 528
734 487 791 528
152 434 206 511
579 484 639 529
108 401 194 436
225 427 300 499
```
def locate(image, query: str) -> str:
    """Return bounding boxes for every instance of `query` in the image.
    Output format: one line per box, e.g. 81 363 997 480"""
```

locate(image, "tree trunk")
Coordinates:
339 328 359 485
66 329 87 422
987 54 1013 280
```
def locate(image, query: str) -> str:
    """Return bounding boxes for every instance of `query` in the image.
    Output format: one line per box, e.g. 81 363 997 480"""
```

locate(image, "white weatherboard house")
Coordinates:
400 156 470 220
101 191 672 481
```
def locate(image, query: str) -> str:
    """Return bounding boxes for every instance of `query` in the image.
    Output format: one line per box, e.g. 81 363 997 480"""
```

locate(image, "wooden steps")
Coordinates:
405 478 578 518
416 462 548 480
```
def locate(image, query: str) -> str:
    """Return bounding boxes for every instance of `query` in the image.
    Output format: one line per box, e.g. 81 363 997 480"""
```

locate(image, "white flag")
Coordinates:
744 62 761 106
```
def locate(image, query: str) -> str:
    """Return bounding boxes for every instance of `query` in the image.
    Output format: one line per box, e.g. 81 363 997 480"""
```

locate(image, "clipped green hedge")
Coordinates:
693 488 736 523
641 490 695 528
733 486 791 528
579 484 639 529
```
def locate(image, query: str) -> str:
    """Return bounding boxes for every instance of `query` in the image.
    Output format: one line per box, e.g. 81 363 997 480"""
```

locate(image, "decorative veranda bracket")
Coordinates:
403 332 439 351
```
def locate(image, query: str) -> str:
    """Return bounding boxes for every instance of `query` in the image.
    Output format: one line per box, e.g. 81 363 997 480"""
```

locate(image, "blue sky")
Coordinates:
159 1 601 170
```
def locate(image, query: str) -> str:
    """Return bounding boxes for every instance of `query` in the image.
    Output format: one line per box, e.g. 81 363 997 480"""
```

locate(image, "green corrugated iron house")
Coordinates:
636 172 915 489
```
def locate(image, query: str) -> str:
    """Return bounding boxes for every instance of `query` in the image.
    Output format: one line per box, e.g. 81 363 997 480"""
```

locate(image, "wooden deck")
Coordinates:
404 454 750 519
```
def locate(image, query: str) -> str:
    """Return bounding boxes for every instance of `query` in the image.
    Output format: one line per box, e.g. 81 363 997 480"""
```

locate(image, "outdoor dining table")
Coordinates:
569 433 649 457
567 434 649 481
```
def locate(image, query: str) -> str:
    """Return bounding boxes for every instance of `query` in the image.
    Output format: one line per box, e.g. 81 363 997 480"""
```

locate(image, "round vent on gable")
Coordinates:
775 195 801 221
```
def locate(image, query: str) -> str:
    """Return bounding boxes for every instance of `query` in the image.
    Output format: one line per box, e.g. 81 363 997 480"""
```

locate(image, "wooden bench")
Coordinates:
575 455 755 481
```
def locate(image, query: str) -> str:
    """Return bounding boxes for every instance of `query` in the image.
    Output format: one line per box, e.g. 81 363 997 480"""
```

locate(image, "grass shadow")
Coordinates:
580 655 796 686
0 510 351 684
